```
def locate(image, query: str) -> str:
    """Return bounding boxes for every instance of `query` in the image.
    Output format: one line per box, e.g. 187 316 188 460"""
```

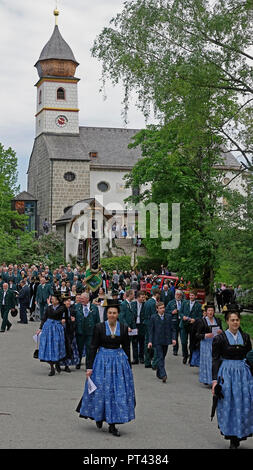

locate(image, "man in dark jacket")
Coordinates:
166 289 183 356
143 288 160 369
179 289 202 364
129 290 146 364
148 301 176 382
18 280 31 324
0 283 16 332
74 292 100 369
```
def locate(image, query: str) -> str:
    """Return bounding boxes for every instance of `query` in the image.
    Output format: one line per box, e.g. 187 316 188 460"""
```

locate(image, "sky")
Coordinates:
0 0 149 192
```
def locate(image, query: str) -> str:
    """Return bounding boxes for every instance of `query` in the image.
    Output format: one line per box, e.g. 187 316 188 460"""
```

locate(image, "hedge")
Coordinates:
100 255 166 273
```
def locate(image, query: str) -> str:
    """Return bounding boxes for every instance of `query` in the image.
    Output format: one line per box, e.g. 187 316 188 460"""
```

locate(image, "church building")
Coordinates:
27 9 142 237
27 9 247 261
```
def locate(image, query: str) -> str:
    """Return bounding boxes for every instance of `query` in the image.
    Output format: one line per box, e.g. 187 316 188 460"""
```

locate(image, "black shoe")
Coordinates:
139 359 144 364
131 361 139 365
76 363 81 369
108 424 120 437
145 365 152 368
162 376 167 383
29 317 34 322
152 365 157 370
64 366 71 373
55 364 61 373
17 321 24 324
183 357 188 364
173 352 178 356
7 324 12 331
48 368 55 376
229 437 240 449
0 330 5 333
96 421 103 429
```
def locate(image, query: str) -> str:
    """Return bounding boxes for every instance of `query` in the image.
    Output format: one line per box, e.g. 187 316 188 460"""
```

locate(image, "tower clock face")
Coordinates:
56 115 68 127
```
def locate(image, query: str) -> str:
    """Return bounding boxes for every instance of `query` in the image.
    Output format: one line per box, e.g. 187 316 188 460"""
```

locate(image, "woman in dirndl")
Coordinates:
212 304 253 449
36 292 66 376
196 302 222 385
76 299 135 437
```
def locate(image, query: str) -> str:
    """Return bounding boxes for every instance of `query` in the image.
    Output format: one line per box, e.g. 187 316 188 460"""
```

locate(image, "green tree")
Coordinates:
91 0 253 295
0 143 34 263
92 0 253 169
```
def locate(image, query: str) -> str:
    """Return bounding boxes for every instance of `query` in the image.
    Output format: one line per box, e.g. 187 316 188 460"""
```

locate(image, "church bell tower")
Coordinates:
34 8 80 136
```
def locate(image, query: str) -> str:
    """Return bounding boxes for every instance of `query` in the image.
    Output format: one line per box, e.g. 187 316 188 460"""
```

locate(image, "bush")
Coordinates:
100 255 166 273
237 290 253 310
100 256 132 272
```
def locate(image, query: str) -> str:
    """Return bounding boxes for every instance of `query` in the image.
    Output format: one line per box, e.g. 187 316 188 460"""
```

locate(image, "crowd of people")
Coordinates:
1 262 253 447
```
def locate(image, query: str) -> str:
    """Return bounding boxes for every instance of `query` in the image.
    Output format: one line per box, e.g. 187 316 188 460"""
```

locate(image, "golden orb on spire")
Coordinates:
54 8 60 25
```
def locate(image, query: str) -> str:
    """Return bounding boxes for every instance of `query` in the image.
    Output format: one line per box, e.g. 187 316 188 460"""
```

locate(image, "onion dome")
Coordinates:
35 10 79 78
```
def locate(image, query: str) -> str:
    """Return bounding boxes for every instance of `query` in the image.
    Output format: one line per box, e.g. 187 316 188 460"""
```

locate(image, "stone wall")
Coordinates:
27 135 51 232
51 160 91 223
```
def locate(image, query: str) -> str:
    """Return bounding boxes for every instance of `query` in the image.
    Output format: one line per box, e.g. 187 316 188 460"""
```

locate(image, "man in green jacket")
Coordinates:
74 292 100 369
0 283 16 332
130 290 146 364
143 288 160 369
179 289 202 364
35 277 53 320
118 289 136 363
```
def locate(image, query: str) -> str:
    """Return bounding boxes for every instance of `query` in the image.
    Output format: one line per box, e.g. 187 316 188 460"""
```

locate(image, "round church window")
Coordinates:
64 172 76 182
97 181 110 192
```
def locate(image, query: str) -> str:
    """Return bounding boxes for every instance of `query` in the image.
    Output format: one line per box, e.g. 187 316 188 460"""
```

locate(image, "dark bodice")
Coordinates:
212 330 252 380
87 322 131 370
195 316 222 342
40 304 65 329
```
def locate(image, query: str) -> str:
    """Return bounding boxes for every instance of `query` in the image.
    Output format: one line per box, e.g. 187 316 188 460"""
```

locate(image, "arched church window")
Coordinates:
57 87 65 100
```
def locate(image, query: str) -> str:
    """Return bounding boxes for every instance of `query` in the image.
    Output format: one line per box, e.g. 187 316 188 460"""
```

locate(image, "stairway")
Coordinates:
111 238 147 257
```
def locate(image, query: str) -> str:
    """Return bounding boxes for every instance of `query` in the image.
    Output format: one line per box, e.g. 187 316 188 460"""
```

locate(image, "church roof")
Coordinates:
79 126 142 169
32 128 241 171
36 25 78 65
54 197 112 225
42 133 90 162
13 191 37 201
41 126 142 168
215 147 241 170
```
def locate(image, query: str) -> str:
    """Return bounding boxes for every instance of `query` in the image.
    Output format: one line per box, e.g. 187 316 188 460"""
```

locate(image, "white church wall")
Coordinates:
90 170 133 211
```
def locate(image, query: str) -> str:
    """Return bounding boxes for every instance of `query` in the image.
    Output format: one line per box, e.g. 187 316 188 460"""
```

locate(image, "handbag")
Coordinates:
33 349 39 359
33 332 41 359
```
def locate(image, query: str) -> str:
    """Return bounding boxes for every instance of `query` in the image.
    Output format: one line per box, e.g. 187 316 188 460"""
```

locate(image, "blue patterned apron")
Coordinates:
78 321 135 424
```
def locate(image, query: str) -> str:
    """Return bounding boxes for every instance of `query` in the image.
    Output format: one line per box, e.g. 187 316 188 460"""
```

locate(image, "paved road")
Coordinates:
1 317 253 450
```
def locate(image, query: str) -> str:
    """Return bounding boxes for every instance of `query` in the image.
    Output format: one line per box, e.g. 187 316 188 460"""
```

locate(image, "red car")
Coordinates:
152 275 206 305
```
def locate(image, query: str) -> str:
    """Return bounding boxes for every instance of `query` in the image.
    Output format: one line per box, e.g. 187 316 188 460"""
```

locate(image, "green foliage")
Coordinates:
237 291 253 310
92 0 253 294
216 314 253 339
31 233 65 268
101 256 132 272
100 255 166 273
92 0 253 170
0 143 36 264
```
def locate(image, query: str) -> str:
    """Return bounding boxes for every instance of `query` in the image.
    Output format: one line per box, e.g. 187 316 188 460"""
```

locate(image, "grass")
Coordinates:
216 314 253 340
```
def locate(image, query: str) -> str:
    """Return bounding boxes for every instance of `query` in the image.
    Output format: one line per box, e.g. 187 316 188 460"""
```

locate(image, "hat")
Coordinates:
61 293 71 301
105 299 121 311
10 308 18 317
111 290 119 296
204 302 215 311
51 291 62 302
